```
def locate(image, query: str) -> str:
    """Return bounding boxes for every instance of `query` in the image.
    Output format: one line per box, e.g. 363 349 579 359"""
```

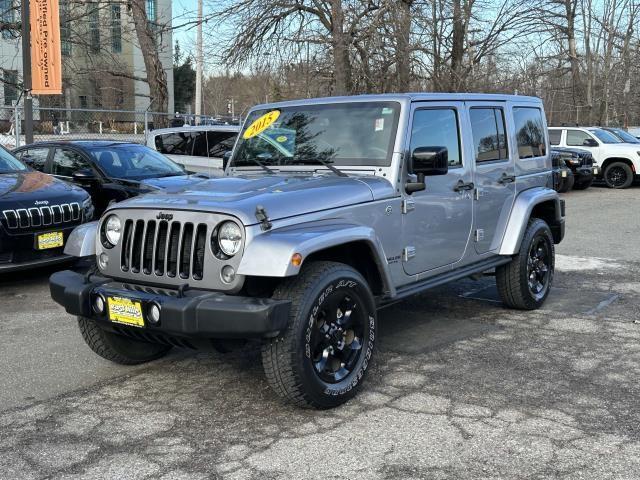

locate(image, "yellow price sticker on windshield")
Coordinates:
243 110 280 139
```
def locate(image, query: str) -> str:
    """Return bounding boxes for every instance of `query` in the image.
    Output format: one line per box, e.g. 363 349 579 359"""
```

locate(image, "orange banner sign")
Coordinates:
30 0 62 95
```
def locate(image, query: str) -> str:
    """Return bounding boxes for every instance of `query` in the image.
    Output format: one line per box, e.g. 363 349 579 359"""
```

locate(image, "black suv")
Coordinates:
13 141 210 216
0 146 92 272
550 147 596 192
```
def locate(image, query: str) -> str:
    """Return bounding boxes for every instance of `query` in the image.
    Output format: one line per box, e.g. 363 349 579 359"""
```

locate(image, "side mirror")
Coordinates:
72 168 97 182
583 138 598 147
411 146 449 176
222 151 232 170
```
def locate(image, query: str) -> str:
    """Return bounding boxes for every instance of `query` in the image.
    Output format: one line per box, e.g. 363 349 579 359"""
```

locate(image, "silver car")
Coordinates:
51 93 565 408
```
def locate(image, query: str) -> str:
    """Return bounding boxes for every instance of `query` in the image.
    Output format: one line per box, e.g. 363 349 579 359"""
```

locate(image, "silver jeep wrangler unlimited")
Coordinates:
51 94 565 408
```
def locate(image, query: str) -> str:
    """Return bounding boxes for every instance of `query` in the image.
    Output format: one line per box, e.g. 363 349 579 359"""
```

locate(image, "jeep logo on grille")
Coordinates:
34 200 49 205
156 212 173 221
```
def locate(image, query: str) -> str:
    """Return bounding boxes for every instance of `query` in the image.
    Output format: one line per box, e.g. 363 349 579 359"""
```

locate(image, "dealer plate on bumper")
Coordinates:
107 296 145 327
37 231 64 250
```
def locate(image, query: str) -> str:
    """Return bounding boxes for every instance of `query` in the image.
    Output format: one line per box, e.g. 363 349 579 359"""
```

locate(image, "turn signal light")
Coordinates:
291 253 303 267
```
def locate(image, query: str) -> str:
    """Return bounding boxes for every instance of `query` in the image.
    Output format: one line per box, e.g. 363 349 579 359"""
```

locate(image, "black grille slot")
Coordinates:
17 209 29 227
179 223 194 279
4 211 17 229
154 221 168 275
130 220 145 273
61 204 71 222
166 222 181 278
29 208 41 226
192 224 207 280
41 207 52 225
121 220 133 271
51 205 62 223
71 203 80 220
143 220 156 275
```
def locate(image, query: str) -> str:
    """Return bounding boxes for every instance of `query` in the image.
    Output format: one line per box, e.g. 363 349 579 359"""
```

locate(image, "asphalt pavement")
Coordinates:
1 187 639 479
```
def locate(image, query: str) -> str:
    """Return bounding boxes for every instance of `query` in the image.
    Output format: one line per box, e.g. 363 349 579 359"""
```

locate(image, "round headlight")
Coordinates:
217 221 242 256
104 215 122 246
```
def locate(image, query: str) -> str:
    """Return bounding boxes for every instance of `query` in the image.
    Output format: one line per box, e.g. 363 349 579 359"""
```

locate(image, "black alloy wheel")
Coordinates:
527 235 552 301
604 162 633 189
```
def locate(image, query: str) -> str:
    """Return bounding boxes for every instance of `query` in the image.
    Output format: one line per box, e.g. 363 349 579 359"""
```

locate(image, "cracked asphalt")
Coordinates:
1 187 639 479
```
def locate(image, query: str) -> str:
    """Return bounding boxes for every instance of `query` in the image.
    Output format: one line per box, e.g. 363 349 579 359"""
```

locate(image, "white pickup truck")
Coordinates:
548 126 639 188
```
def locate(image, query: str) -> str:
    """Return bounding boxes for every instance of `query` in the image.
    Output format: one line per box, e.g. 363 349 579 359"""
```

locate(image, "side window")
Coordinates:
566 130 593 147
17 148 49 172
52 149 89 177
548 129 562 146
469 108 508 163
410 108 461 167
513 107 547 159
155 132 194 155
207 132 237 157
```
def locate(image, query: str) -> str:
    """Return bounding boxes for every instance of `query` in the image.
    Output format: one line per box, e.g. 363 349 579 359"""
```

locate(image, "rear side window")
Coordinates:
16 147 49 171
207 132 237 157
469 108 508 163
410 108 462 167
566 130 593 147
155 132 194 155
513 107 547 158
548 129 562 146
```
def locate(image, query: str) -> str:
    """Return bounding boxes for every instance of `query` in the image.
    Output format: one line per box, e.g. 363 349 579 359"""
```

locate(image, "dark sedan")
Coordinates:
13 141 211 216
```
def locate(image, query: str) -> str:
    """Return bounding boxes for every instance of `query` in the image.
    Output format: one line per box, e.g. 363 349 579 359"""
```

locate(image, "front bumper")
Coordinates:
572 166 596 179
49 270 291 339
0 254 73 273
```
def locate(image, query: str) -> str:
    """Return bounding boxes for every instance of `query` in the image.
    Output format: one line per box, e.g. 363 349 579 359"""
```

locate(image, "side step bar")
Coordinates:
377 256 512 307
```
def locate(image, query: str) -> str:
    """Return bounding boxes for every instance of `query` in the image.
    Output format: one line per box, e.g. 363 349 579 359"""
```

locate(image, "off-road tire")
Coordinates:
604 162 633 189
496 218 555 310
261 261 377 409
557 172 574 193
573 177 594 190
78 317 171 365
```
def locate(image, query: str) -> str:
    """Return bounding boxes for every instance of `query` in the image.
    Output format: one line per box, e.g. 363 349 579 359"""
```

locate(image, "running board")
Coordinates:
378 256 512 307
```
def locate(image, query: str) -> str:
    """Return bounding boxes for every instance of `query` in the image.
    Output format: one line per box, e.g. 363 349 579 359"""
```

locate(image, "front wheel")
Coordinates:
604 162 633 189
496 218 555 310
262 261 377 408
78 317 171 365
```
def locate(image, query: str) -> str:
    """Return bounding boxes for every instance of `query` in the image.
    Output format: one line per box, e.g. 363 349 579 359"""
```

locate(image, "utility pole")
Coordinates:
20 0 33 144
194 0 203 124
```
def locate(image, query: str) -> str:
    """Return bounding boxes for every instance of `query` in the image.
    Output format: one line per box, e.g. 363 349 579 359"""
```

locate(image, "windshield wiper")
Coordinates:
292 157 347 177
247 157 276 174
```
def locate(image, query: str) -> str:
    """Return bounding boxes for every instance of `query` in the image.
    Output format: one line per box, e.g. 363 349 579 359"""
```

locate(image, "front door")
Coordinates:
467 103 515 254
564 129 603 165
402 103 473 275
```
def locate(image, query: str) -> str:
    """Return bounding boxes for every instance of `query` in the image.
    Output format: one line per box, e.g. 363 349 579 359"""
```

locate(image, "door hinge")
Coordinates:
403 246 416 262
401 199 415 214
474 229 485 242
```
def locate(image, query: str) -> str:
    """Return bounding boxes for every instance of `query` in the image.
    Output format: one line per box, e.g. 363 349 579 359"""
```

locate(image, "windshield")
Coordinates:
608 128 640 144
589 129 622 144
230 102 401 170
90 144 185 179
0 146 28 173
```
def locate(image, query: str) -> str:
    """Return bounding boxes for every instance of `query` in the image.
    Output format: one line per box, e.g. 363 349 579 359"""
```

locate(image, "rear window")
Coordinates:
513 107 547 159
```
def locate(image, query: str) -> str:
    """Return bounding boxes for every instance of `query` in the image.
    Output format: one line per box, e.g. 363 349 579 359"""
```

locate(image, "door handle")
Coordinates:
498 173 516 184
453 180 475 192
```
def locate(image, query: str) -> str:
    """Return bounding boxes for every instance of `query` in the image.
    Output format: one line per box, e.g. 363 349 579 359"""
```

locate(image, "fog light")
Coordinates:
148 303 161 325
92 294 106 315
98 252 109 270
221 265 236 284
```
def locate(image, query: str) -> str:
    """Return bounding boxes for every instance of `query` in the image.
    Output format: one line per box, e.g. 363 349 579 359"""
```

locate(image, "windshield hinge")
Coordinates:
401 199 415 214
255 205 272 231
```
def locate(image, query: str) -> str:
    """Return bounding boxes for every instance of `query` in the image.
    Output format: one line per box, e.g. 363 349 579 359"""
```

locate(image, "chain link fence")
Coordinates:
0 106 242 150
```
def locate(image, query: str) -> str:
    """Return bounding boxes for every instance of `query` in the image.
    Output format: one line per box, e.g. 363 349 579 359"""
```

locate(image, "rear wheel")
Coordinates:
262 261 377 408
78 317 171 365
496 219 555 310
604 162 633 189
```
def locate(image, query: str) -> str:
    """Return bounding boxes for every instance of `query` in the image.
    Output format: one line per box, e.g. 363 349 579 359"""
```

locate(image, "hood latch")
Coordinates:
255 205 272 231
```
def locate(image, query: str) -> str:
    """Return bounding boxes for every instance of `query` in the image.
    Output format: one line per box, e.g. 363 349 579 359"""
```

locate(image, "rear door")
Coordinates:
466 103 515 254
402 102 473 275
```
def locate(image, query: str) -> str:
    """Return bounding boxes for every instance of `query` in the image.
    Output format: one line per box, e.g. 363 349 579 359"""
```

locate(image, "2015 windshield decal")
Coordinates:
243 110 280 139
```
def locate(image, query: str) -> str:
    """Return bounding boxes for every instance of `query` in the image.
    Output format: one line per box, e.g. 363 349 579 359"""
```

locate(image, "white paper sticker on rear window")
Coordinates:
375 118 384 131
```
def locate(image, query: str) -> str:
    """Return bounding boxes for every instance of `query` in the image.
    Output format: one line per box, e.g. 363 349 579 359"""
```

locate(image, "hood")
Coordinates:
137 174 212 192
109 173 396 225
0 170 88 210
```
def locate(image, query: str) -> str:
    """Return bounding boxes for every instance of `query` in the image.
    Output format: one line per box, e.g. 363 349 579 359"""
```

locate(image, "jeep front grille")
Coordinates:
121 219 208 281
2 203 81 231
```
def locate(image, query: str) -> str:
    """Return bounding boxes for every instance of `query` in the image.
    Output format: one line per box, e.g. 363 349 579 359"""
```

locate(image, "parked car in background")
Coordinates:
548 126 640 188
550 147 597 191
0 145 93 272
13 141 210 216
147 125 240 175
550 149 574 192
600 127 640 144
